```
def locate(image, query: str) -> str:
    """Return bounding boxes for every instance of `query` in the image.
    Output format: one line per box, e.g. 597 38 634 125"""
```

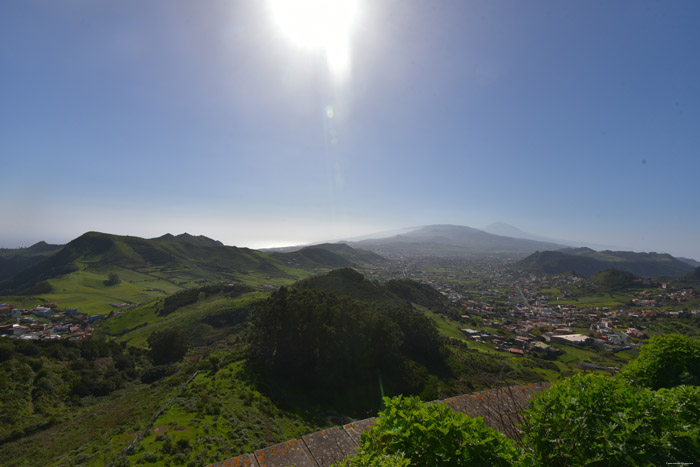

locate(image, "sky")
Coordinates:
1 0 699 259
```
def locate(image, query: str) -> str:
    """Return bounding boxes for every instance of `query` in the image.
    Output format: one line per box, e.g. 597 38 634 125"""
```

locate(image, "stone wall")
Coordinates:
209 382 551 467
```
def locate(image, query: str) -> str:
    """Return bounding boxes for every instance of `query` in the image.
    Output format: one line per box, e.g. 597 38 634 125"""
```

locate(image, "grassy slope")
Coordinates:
100 290 267 348
133 360 330 466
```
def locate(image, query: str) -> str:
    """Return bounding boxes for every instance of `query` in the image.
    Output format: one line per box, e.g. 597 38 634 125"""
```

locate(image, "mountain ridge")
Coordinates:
517 248 693 278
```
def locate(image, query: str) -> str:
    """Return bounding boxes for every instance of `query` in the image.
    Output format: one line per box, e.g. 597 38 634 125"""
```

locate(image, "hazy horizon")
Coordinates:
2 1 699 259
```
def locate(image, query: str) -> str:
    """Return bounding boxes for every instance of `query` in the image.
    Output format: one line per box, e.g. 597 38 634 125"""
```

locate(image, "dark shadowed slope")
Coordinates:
0 242 64 282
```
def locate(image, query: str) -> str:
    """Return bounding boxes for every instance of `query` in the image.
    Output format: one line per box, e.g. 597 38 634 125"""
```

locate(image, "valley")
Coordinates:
0 227 699 466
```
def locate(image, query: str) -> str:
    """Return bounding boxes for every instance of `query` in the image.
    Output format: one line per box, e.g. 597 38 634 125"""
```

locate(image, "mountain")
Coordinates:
481 222 557 243
0 241 64 256
0 231 301 295
517 248 693 278
348 224 566 257
481 222 626 250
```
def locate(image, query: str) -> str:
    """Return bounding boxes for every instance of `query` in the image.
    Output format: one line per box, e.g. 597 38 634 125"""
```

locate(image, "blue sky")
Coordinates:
2 0 699 259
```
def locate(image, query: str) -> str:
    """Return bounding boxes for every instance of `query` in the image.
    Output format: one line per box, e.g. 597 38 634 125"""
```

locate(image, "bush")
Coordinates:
335 395 520 466
0 342 14 361
141 364 178 383
619 333 700 389
520 373 700 466
148 328 188 365
104 272 121 286
140 451 158 463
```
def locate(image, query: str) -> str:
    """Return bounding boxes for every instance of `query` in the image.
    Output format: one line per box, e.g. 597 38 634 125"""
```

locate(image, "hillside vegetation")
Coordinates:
336 334 700 466
517 247 693 277
0 242 64 282
0 232 390 316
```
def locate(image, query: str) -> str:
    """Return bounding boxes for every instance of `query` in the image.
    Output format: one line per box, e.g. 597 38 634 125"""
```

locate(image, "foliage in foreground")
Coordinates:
334 395 519 466
335 370 700 466
520 373 700 466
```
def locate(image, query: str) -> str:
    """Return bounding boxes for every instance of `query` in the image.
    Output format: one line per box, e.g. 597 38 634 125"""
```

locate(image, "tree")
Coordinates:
619 333 700 389
335 395 520 466
105 272 121 286
147 328 187 365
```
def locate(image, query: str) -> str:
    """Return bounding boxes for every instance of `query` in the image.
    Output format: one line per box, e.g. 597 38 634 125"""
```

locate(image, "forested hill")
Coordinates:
517 248 693 278
0 241 64 282
248 275 450 415
292 268 449 311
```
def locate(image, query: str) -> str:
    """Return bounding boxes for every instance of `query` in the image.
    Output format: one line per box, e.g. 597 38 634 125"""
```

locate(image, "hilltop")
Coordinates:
152 233 224 248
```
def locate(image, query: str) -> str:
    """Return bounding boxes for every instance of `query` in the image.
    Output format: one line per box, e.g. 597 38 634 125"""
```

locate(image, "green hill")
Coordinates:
517 248 693 278
0 232 311 314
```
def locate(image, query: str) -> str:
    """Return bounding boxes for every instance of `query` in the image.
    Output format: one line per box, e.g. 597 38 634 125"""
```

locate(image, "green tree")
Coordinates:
619 333 700 389
148 328 187 365
105 272 121 286
520 373 700 466
335 395 520 466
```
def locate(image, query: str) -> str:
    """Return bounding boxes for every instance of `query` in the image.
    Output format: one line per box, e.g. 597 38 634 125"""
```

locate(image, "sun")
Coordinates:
268 0 359 78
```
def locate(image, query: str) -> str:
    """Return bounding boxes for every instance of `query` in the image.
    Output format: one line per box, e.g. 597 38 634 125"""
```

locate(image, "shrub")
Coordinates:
0 342 14 361
520 373 700 466
148 328 188 365
335 395 520 466
619 333 700 389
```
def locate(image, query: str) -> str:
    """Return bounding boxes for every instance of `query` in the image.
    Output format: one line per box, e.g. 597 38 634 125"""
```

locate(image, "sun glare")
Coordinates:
268 0 359 78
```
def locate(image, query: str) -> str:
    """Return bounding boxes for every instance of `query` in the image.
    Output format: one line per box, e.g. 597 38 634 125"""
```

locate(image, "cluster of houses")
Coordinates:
452 273 700 356
459 326 564 358
374 259 699 358
0 302 101 341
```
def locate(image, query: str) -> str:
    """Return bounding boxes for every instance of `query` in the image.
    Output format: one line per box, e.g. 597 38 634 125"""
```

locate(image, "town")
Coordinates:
0 301 105 341
359 253 700 362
